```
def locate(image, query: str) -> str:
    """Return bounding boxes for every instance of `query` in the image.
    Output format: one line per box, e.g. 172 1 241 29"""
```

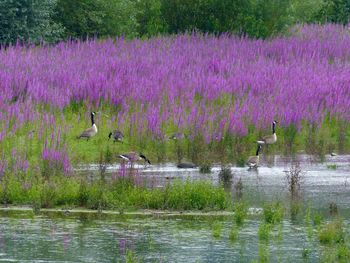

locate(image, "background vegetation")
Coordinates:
1 0 350 45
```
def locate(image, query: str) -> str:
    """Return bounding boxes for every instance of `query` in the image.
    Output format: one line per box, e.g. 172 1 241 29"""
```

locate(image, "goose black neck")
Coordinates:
272 122 276 134
91 113 95 125
256 146 260 156
140 154 151 164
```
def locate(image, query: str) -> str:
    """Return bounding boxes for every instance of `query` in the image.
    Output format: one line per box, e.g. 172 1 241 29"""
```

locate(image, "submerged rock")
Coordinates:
177 162 197 169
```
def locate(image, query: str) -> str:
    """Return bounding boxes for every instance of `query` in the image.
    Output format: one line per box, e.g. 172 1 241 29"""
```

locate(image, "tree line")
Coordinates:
0 0 349 45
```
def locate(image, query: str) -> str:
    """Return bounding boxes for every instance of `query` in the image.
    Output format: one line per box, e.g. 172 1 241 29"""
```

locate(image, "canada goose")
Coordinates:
257 121 278 145
108 130 124 142
246 144 262 168
177 162 197 169
77 112 98 140
118 152 151 165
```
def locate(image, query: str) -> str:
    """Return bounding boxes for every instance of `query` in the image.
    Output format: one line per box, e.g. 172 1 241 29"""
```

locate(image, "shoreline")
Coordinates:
0 206 262 218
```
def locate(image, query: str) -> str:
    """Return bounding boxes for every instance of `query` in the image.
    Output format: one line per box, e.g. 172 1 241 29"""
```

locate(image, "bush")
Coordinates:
0 0 64 45
54 0 138 39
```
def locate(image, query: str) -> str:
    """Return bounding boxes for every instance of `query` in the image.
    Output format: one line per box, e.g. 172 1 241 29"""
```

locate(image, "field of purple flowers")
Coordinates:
0 24 350 177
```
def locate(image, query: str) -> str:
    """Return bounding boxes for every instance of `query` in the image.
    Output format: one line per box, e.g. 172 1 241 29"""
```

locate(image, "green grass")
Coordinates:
327 164 337 170
212 221 222 239
233 201 248 227
258 223 272 241
2 104 350 169
229 225 238 242
318 218 345 245
0 174 231 211
263 202 284 225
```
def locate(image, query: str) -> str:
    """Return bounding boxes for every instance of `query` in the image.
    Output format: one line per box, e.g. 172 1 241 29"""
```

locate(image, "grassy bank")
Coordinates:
0 173 230 211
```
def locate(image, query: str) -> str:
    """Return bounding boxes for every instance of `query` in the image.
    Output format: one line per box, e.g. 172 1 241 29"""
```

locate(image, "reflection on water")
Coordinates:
0 212 341 262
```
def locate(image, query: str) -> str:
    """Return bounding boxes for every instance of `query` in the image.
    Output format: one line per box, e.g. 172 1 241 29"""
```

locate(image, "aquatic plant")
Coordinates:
304 207 314 240
0 174 231 211
337 244 350 261
125 249 140 263
233 201 248 227
327 164 337 170
212 221 222 239
218 166 232 182
258 223 272 241
329 202 338 216
290 199 303 222
313 212 323 226
233 177 243 200
318 218 345 245
284 162 305 198
199 163 211 174
302 247 311 259
258 243 270 263
229 225 238 242
263 202 284 225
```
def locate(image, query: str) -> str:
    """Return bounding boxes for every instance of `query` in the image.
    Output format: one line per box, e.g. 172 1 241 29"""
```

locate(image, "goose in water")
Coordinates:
108 130 124 142
77 112 97 140
118 152 151 165
257 120 278 145
246 144 262 169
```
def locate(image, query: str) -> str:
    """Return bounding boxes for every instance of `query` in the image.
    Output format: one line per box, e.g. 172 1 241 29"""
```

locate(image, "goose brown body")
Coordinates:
246 145 262 168
257 121 278 145
78 112 97 140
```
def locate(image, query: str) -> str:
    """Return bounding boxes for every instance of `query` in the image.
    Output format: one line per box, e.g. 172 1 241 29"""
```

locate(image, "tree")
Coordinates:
54 0 139 39
315 0 350 24
136 0 167 37
0 0 63 45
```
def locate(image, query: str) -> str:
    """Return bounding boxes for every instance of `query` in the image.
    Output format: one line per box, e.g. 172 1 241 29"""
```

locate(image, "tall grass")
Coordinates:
0 173 231 211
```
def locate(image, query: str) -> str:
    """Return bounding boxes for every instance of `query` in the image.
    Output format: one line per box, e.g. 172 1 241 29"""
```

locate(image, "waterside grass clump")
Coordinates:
0 174 231 211
318 218 345 245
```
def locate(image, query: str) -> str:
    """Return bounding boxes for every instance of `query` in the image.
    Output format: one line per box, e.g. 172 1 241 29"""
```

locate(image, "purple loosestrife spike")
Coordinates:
1 25 350 143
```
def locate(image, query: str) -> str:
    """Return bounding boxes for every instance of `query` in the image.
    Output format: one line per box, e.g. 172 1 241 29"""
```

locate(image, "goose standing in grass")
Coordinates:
118 152 151 165
257 120 278 145
77 112 97 140
246 144 262 169
108 130 124 142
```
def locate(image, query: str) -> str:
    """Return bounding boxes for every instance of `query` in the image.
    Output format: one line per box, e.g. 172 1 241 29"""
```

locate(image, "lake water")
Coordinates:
0 154 349 262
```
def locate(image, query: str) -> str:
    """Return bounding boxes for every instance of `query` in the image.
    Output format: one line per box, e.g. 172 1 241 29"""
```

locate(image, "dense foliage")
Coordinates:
0 0 63 45
1 0 350 44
